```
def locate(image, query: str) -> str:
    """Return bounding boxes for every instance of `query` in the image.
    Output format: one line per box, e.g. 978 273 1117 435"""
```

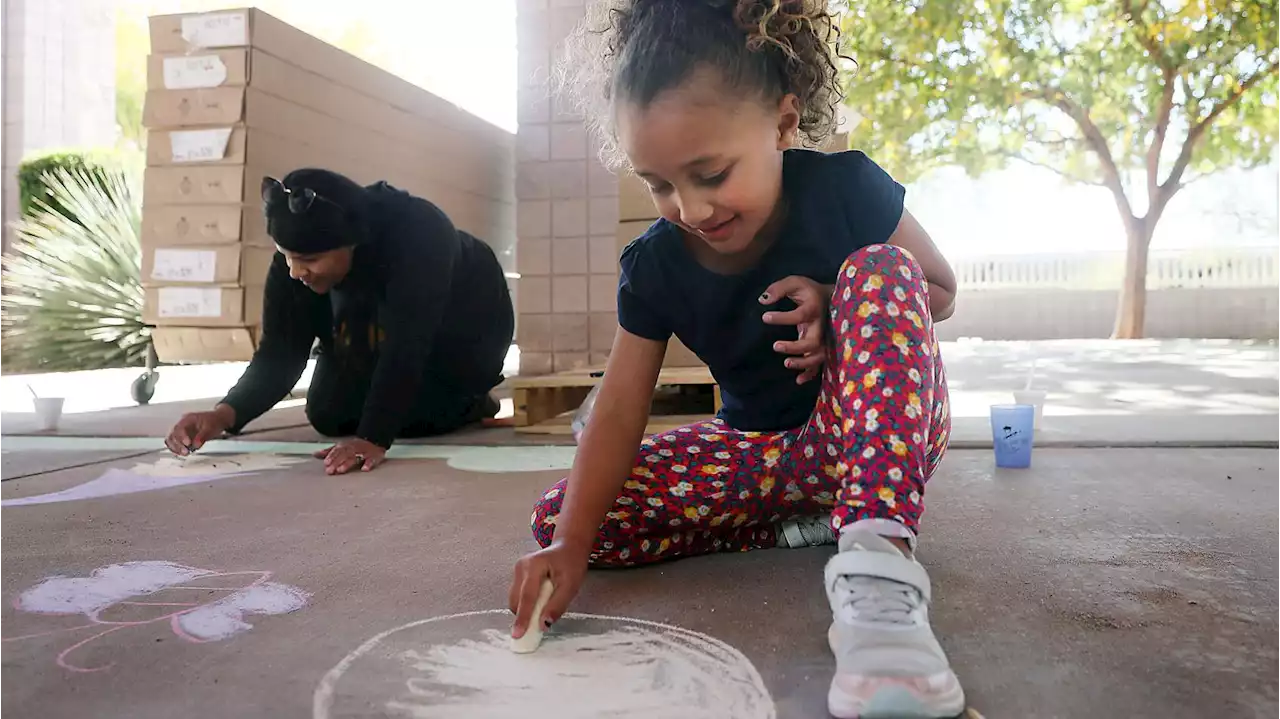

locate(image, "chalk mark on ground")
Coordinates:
3 560 309 672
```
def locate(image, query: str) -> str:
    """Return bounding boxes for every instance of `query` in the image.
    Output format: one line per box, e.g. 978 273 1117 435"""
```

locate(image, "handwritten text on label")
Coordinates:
163 55 229 90
169 128 233 163
152 249 218 283
158 287 223 318
181 12 249 48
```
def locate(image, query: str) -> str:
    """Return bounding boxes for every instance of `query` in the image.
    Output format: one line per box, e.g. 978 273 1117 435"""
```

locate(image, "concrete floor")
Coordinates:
5 339 1276 443
940 339 1278 417
2 447 1276 719
2 340 1276 717
0 449 158 479
6 403 1276 450
0 398 312 438
213 412 1280 449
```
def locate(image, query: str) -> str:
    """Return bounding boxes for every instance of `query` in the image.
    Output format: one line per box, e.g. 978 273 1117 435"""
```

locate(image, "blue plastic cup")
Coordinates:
990 404 1035 468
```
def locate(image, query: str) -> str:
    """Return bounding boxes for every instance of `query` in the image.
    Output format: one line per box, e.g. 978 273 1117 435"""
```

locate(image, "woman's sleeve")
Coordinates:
220 254 315 432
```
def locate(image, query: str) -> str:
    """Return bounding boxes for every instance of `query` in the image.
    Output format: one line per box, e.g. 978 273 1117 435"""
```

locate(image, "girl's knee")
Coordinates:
837 244 924 288
830 245 930 323
529 482 567 547
530 514 553 547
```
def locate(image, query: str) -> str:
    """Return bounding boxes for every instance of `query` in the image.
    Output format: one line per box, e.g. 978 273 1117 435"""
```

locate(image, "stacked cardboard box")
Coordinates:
141 8 514 363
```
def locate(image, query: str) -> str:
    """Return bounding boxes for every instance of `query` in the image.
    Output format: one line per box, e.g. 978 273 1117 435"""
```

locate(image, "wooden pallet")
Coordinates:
511 366 721 436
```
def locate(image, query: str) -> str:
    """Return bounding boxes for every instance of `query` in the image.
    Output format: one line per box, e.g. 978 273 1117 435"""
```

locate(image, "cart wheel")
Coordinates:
131 370 158 406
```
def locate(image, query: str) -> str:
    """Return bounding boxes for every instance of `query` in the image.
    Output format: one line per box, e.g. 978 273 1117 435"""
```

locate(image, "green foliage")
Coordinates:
1 168 149 372
17 149 126 222
838 0 1278 337
838 0 1279 190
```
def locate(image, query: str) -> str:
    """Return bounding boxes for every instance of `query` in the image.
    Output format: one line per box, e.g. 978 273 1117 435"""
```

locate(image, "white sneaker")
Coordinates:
824 529 966 718
777 516 838 548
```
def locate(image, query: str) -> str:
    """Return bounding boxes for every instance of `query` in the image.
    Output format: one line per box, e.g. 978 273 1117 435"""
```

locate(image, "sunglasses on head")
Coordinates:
261 176 343 214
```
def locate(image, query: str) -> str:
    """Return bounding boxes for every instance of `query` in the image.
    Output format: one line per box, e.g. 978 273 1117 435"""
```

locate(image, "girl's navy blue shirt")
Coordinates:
617 149 906 431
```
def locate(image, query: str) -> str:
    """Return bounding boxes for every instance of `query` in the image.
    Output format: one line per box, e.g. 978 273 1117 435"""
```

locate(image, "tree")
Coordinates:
839 0 1278 337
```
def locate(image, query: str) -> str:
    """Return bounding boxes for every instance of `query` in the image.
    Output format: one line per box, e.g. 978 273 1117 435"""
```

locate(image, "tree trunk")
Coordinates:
1111 216 1154 339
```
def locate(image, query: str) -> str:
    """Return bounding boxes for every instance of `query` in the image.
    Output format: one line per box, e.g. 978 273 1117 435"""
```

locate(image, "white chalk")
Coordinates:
510 578 554 654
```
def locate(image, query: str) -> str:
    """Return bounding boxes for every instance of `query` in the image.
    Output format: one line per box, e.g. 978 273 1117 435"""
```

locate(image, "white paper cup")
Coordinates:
33 397 65 432
1012 390 1046 429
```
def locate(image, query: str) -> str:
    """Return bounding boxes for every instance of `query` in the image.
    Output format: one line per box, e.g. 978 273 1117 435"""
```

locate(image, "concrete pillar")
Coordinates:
2 0 27 252
1 0 116 251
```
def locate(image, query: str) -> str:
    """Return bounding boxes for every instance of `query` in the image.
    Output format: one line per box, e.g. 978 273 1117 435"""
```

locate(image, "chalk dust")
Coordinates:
15 560 311 641
314 611 775 719
3 453 304 507
129 453 303 478
17 561 214 615
176 581 311 641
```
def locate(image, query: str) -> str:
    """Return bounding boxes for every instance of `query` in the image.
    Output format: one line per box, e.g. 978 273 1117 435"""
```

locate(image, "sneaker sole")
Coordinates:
827 671 967 719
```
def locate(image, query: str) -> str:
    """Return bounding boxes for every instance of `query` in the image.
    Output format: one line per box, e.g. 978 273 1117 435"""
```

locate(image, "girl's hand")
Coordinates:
507 329 662 641
760 275 830 384
509 541 591 640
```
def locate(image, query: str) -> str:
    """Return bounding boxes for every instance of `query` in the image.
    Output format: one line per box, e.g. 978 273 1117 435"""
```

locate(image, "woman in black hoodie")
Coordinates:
164 168 514 474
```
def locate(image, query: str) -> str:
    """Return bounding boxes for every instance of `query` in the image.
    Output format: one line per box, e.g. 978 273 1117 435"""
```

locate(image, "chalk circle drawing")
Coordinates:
3 560 309 672
2 453 304 507
314 609 776 719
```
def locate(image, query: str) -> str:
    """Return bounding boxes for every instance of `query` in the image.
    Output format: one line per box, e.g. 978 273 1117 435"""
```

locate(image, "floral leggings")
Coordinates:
531 245 950 567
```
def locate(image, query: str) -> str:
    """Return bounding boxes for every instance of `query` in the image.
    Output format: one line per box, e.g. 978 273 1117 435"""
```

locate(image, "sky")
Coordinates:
120 0 1278 258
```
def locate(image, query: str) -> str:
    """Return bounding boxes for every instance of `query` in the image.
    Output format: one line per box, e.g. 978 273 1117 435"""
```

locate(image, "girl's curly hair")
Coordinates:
555 0 846 170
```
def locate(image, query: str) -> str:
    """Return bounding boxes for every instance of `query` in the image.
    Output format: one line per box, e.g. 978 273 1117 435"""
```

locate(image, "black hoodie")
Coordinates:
220 182 512 447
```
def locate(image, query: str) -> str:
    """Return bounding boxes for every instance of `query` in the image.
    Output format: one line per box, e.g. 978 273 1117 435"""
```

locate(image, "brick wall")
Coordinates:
515 0 620 375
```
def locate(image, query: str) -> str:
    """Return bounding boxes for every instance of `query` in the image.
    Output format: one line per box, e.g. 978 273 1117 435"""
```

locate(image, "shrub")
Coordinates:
17 149 124 223
1 167 149 372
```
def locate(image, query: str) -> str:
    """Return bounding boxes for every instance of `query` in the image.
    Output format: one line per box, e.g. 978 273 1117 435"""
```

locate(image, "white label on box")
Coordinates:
181 12 249 48
163 55 228 89
168 128 233 163
152 249 218 282
158 287 223 318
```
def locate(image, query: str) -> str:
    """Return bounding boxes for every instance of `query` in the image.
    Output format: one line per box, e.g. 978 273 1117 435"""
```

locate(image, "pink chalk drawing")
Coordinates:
2 560 310 673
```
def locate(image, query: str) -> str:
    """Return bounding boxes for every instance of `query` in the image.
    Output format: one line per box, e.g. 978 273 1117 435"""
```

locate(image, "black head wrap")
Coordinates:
263 168 370 253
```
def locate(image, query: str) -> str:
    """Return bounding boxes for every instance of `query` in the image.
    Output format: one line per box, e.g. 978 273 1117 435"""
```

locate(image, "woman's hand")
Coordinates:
314 437 387 474
165 404 236 456
760 275 831 384
509 541 592 640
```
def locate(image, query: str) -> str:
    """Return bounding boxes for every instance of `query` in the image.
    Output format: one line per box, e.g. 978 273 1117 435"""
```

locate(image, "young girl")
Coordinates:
509 1 962 716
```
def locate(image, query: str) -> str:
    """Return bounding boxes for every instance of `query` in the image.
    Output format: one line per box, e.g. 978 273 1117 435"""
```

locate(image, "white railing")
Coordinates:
954 247 1279 291
937 247 1280 339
